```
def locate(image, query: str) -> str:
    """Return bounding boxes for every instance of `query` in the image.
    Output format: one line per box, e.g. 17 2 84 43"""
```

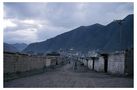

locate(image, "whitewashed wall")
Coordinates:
108 53 125 75
83 59 88 66
45 58 51 67
94 57 104 72
87 60 93 69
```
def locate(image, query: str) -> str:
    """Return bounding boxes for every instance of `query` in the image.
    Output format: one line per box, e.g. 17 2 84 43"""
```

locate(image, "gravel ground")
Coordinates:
4 63 133 88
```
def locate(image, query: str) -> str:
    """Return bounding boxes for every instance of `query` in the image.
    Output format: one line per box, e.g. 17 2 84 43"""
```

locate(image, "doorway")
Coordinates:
91 57 95 70
101 54 108 73
104 56 108 72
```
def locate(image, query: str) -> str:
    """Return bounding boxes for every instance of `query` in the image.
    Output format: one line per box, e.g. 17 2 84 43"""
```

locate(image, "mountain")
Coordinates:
102 14 133 52
23 14 133 54
4 43 18 53
12 43 27 52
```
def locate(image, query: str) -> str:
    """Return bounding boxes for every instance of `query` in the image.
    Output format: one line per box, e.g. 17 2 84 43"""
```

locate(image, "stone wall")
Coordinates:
75 49 133 76
83 59 88 66
46 56 57 67
87 60 93 70
94 57 104 72
108 53 125 75
4 53 46 74
125 49 133 76
4 52 64 81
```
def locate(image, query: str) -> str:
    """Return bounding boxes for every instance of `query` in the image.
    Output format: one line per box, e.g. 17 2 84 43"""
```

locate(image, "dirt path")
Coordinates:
4 63 133 88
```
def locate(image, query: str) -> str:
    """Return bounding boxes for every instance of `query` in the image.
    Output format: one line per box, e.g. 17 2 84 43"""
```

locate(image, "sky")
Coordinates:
4 2 133 44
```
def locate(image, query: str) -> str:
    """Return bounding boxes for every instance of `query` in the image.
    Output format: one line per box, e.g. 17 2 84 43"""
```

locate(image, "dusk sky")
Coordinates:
4 2 133 44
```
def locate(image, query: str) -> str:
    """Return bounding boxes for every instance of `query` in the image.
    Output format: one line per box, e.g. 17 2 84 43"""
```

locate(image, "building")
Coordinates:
83 49 133 76
46 52 61 66
107 49 133 76
94 56 105 72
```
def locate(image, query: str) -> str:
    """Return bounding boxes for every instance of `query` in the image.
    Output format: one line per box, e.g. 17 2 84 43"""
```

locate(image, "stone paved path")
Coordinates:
4 63 133 88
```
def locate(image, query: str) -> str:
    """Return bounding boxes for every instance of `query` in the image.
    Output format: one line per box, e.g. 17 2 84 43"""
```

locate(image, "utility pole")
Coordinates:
118 20 123 51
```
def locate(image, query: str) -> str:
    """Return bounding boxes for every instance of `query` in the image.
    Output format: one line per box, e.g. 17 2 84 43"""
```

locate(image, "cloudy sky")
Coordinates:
4 2 133 44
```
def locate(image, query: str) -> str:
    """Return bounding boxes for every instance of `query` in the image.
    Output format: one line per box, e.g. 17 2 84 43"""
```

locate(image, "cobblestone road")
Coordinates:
4 63 133 88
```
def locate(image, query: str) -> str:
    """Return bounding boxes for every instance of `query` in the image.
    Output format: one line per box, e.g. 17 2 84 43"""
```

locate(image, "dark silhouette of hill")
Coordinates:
23 14 133 54
12 43 27 52
4 43 18 53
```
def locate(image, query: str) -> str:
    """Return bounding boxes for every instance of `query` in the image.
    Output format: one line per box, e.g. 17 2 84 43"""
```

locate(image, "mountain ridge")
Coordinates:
4 43 18 53
23 14 133 54
12 43 28 52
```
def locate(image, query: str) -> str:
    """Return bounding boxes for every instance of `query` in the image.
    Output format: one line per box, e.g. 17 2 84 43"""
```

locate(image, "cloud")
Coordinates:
4 2 133 44
4 19 17 28
4 28 38 44
4 18 69 44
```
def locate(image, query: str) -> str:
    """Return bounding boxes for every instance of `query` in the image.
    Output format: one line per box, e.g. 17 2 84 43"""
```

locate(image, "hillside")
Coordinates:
12 43 27 52
4 43 18 53
23 14 133 54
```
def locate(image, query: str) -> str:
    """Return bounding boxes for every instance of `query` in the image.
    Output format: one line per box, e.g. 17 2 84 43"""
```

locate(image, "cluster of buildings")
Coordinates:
4 48 133 81
77 49 133 76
